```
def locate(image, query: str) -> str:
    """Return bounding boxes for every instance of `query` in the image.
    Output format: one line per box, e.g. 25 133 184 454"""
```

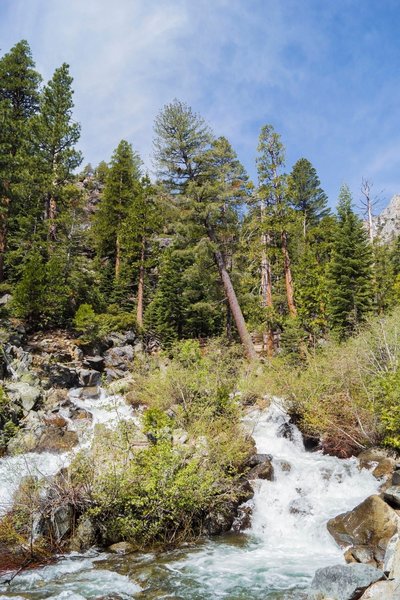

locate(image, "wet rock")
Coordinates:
69 516 97 552
78 368 101 387
289 497 313 517
277 421 296 441
247 458 274 480
308 563 384 600
358 448 396 480
109 541 134 554
80 386 100 400
43 413 68 428
383 485 400 508
5 381 42 412
48 364 79 388
359 580 400 599
35 428 79 453
247 453 273 467
392 470 400 485
231 502 253 532
204 480 254 536
327 495 400 563
383 532 399 574
344 546 376 566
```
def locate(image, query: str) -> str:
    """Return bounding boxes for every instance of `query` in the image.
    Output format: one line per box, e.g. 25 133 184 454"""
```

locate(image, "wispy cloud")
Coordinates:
1 0 400 205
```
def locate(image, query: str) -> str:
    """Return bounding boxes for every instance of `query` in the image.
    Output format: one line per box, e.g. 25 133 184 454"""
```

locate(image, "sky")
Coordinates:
1 0 400 210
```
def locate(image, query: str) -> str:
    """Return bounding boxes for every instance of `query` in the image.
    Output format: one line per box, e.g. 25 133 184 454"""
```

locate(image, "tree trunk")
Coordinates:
48 196 57 241
281 230 297 317
115 234 121 280
136 237 145 327
260 200 274 356
207 223 257 360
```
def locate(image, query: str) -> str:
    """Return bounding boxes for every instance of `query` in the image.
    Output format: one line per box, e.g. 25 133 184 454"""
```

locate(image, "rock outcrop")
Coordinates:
308 564 384 600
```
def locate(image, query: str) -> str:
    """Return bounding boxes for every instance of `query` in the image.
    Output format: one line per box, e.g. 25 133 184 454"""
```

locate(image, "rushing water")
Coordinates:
0 396 380 599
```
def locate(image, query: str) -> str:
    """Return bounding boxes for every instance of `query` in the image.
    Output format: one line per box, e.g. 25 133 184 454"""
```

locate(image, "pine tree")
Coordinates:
154 101 257 359
287 158 329 239
30 63 82 242
328 184 373 338
94 140 141 292
0 40 41 281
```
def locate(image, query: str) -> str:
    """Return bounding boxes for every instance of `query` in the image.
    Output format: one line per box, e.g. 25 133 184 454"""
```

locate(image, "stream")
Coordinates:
0 392 380 599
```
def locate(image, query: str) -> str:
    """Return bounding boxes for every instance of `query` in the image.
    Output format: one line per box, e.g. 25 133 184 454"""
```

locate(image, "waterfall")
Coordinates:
0 400 381 599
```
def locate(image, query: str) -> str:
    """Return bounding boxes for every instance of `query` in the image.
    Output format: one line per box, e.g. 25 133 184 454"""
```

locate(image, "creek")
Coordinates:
0 393 380 599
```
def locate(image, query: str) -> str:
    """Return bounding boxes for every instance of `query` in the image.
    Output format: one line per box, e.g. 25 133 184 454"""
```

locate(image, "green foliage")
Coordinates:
327 185 374 339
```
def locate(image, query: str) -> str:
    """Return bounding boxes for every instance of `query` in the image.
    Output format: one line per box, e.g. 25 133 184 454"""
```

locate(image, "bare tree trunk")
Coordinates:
136 237 145 327
207 223 257 360
115 234 121 280
281 230 297 317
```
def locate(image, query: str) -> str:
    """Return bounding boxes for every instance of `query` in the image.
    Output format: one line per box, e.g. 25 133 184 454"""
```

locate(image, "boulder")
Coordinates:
392 470 400 485
35 428 79 453
77 368 102 387
359 580 400 599
327 495 399 562
69 517 96 552
109 541 134 554
5 381 42 412
344 546 376 566
247 459 274 480
48 364 79 388
383 485 400 508
358 448 396 480
83 355 104 371
384 533 400 579
308 564 384 600
203 480 254 536
104 345 134 370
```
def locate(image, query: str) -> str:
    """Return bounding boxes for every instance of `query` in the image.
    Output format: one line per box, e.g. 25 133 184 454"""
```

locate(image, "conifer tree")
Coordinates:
328 184 373 338
0 40 41 281
154 101 256 359
287 158 329 239
30 63 82 242
94 140 141 289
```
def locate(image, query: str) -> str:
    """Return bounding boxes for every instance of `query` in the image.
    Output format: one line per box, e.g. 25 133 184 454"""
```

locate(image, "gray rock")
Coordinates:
0 293 12 306
6 381 42 412
359 580 400 599
383 485 400 507
247 459 274 480
48 364 79 388
69 517 96 552
392 471 400 485
83 355 104 371
308 564 384 600
77 368 102 387
383 533 399 573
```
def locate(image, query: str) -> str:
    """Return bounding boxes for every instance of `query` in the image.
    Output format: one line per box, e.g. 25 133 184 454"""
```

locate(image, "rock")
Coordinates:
83 355 104 371
345 546 376 566
383 485 400 508
48 364 79 388
77 368 102 387
308 564 384 600
231 502 253 532
5 381 42 412
289 497 313 517
52 505 74 541
327 495 400 562
247 459 274 480
247 453 273 467
383 533 399 574
43 413 68 428
359 580 400 599
358 448 396 480
392 471 400 485
0 293 12 306
104 345 134 371
203 480 254 536
35 428 79 453
109 541 134 554
133 341 144 354
79 386 100 400
277 421 296 441
69 517 96 552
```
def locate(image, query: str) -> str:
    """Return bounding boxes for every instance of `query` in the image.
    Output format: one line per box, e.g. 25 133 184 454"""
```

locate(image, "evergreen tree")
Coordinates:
94 140 141 292
287 158 329 238
0 40 41 281
328 184 373 338
154 101 256 359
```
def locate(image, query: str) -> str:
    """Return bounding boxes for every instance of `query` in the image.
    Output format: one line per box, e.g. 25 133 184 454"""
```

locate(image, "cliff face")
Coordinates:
373 194 400 241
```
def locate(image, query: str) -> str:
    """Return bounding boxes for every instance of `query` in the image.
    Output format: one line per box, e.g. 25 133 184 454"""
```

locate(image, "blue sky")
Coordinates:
1 0 399 210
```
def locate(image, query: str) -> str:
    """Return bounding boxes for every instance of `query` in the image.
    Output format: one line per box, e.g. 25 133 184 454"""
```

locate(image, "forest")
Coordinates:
2 38 400 600
2 40 397 357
